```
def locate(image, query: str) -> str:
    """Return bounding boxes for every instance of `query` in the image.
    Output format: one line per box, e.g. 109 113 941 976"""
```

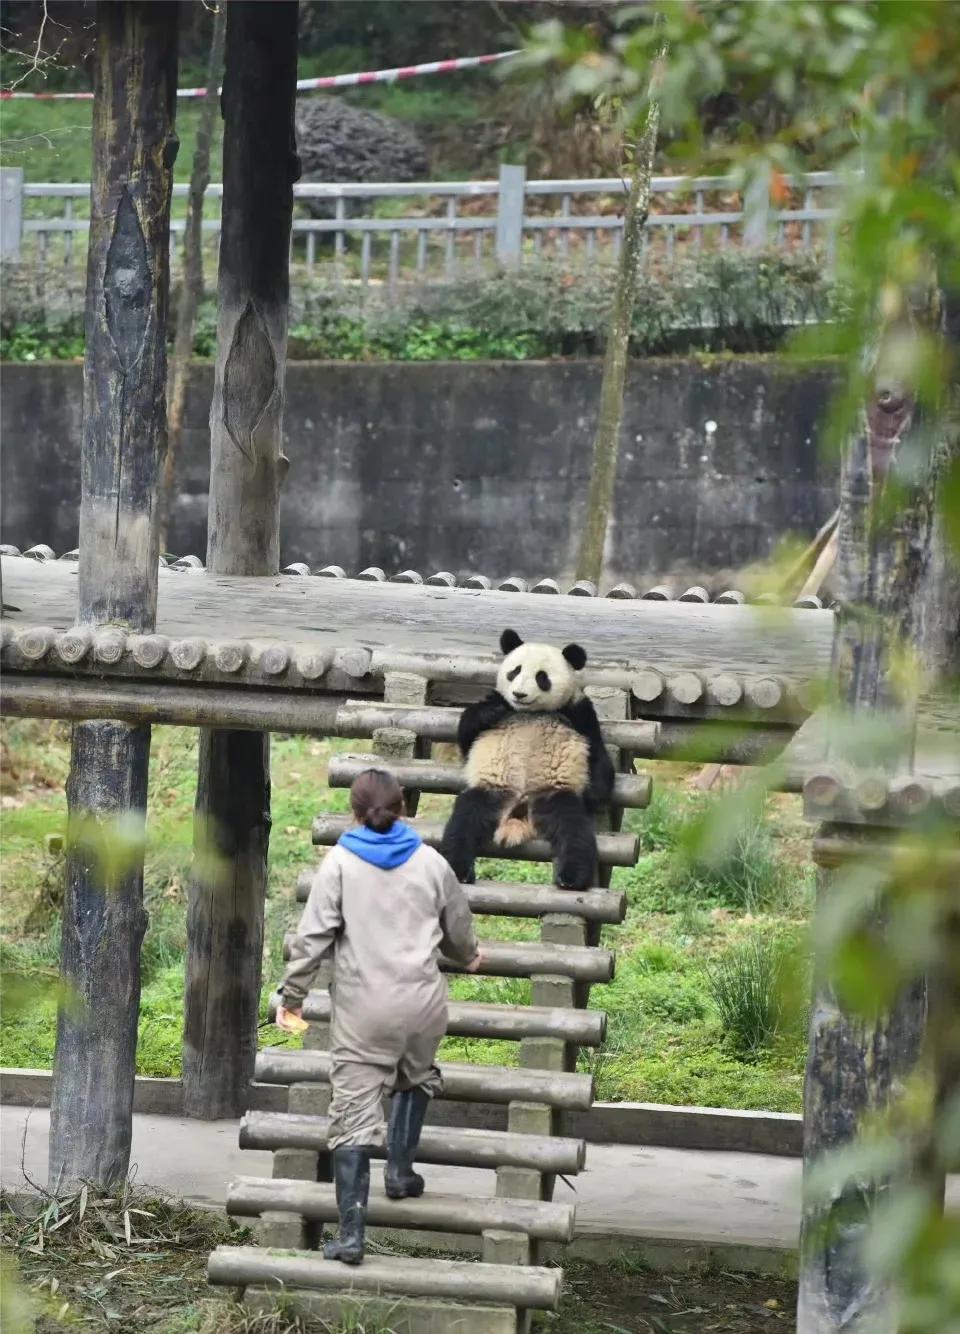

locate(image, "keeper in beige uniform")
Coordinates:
276 768 480 1266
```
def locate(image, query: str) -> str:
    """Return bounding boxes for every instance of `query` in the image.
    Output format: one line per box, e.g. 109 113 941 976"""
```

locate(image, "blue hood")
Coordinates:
338 821 422 870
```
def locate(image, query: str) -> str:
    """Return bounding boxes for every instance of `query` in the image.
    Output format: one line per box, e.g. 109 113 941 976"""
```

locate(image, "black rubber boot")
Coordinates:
384 1087 430 1199
323 1146 371 1265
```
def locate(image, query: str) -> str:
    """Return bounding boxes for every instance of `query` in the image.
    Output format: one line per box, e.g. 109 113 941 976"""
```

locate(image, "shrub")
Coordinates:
2 248 842 362
704 934 807 1059
672 808 790 915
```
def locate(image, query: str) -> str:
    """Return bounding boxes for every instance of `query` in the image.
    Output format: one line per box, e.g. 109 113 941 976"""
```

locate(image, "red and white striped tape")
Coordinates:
0 48 519 100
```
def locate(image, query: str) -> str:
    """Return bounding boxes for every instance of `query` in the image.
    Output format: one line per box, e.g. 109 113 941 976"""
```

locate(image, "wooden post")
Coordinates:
182 1 299 1119
48 1 178 1192
797 293 957 1330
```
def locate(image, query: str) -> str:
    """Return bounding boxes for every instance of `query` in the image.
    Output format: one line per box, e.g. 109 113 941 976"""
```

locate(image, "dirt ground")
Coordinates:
554 1259 796 1333
2 1185 796 1334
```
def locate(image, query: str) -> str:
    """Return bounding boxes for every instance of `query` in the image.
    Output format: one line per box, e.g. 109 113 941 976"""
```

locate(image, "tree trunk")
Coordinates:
49 0 178 1193
575 93 661 586
158 0 227 550
797 291 958 1331
182 0 299 1120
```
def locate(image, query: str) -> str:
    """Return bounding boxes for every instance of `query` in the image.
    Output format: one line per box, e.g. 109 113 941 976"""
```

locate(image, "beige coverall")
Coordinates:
281 842 478 1150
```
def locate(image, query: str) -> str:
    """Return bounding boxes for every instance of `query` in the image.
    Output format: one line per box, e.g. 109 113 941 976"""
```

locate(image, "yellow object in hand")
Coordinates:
276 1005 309 1034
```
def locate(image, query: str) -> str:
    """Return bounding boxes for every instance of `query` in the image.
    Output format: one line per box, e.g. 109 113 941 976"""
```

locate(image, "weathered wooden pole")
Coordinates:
182 0 300 1119
797 294 957 1330
48 1 178 1192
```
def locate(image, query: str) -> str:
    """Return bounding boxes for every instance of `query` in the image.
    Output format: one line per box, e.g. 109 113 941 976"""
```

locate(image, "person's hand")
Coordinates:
464 951 483 974
276 1005 309 1034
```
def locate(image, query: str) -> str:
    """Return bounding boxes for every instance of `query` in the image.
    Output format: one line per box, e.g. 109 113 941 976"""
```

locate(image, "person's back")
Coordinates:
277 768 479 1267
331 840 464 988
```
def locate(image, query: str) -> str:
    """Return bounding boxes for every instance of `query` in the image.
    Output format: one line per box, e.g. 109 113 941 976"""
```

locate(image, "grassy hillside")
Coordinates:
1 719 813 1113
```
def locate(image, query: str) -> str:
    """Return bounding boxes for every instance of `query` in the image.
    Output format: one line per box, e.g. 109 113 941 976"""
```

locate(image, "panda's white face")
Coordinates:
495 631 586 712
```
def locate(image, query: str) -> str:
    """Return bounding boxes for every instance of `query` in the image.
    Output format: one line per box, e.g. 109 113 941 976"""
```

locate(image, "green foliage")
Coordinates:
673 810 791 915
1 250 839 363
524 1 960 551
0 321 84 362
704 933 806 1059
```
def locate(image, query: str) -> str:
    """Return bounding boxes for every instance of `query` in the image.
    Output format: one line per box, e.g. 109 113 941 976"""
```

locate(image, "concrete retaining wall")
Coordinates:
0 1068 803 1157
0 358 837 583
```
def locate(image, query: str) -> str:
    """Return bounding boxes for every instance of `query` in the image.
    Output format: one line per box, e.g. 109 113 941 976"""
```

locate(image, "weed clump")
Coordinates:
704 933 808 1059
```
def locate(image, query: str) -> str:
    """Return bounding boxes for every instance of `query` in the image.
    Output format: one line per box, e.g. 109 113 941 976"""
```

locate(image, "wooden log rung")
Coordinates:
226 1176 575 1242
239 1111 587 1174
327 752 652 809
281 933 615 983
295 869 625 921
207 1246 562 1310
270 989 607 1045
333 702 661 754
311 814 639 868
254 1049 594 1110
803 767 960 828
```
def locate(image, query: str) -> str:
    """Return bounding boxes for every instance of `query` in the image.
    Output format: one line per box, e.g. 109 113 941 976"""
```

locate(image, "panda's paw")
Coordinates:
555 861 593 892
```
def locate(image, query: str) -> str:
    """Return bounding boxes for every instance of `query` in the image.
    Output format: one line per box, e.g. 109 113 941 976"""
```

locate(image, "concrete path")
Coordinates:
8 1105 956 1272
2 1104 800 1251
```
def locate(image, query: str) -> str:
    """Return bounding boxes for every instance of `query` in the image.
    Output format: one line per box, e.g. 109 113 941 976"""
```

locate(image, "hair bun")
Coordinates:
366 804 397 834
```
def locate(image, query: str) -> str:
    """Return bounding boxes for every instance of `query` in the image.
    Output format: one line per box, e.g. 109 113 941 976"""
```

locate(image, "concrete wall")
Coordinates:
0 359 837 582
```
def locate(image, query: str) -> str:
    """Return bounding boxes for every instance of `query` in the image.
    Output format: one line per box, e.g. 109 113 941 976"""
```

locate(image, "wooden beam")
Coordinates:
312 814 639 868
207 1248 562 1311
255 1049 595 1111
294 868 627 922
327 752 652 808
226 1176 576 1242
282 934 615 983
182 0 300 1120
0 675 342 735
48 0 179 1195
239 1112 587 1174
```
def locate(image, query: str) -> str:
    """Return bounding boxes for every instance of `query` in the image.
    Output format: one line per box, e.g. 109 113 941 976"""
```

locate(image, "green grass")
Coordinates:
0 722 813 1112
0 76 490 188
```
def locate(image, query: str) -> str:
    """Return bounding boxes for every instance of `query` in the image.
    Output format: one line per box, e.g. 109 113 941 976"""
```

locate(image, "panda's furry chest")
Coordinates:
464 712 589 796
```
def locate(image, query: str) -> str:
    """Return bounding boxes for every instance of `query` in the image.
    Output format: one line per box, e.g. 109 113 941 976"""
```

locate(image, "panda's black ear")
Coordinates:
500 629 523 655
562 643 587 671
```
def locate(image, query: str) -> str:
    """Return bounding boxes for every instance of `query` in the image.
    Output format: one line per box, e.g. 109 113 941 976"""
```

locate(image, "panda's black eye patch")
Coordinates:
536 671 551 692
506 666 521 681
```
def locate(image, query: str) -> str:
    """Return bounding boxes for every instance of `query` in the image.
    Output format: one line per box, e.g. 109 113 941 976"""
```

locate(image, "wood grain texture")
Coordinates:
798 290 959 1332
49 720 151 1192
183 729 271 1117
254 1049 595 1111
185 0 299 1121
239 1112 586 1173
49 0 178 1194
76 6 178 629
0 558 835 684
207 1247 561 1310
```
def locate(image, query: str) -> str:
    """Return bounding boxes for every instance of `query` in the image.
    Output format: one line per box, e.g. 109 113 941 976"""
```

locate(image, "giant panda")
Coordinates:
439 629 615 891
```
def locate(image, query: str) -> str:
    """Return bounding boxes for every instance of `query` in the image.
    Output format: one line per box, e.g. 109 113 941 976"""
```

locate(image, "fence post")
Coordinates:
496 163 526 267
742 171 770 249
1 167 24 261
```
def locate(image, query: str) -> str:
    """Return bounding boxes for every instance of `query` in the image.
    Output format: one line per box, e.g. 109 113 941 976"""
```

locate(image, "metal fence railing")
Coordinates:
1 164 843 291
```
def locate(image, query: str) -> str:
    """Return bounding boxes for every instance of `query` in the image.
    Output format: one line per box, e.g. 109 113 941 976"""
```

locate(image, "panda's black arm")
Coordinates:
561 696 616 808
457 692 513 758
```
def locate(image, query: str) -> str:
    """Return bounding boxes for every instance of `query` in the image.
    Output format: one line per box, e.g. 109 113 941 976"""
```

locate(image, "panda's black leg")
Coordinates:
439 788 505 883
531 790 598 891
